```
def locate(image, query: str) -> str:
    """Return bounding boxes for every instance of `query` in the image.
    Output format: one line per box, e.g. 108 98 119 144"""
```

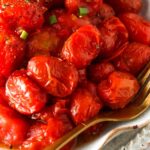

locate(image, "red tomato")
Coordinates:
70 88 102 124
27 28 62 58
99 16 128 59
0 1 46 31
61 25 102 69
78 69 87 83
21 103 73 150
97 71 140 109
65 0 103 16
113 42 150 75
6 70 47 115
27 56 79 97
87 62 115 83
119 13 150 45
106 0 142 14
0 28 25 79
0 87 9 105
0 104 29 147
99 3 115 20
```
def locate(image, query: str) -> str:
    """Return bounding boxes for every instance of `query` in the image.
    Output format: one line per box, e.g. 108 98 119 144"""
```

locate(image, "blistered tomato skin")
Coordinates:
106 0 142 14
6 70 47 115
119 13 150 45
61 25 102 69
97 71 140 109
0 29 25 79
70 88 102 124
87 62 115 83
0 1 46 31
27 56 79 97
21 103 73 150
113 42 150 75
99 16 128 59
0 104 29 147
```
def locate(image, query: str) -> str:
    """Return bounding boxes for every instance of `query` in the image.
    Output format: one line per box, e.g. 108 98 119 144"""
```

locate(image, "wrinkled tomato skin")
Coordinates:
119 13 150 45
70 88 102 124
113 42 150 75
27 28 62 58
6 70 47 115
65 0 103 16
0 28 25 79
21 103 73 150
99 16 128 59
87 62 115 83
0 1 46 31
0 104 29 147
61 25 102 69
27 56 79 97
99 3 115 20
106 0 142 14
97 71 140 109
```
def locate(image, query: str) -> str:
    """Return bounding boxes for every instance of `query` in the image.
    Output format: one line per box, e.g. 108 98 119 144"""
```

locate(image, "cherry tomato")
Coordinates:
27 56 79 97
119 13 150 45
6 70 47 115
61 25 102 69
99 3 115 20
0 104 29 147
113 42 150 75
87 62 115 83
99 16 128 59
0 1 46 31
27 28 62 58
70 88 102 124
106 0 142 14
21 103 73 150
0 28 25 79
97 71 140 109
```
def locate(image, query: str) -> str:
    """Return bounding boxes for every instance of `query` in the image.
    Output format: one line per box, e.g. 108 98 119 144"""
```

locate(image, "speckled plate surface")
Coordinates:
75 0 150 149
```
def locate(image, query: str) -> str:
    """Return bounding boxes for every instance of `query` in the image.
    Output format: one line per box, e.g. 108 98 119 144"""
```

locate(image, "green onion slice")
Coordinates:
20 30 28 40
79 7 89 16
49 15 57 25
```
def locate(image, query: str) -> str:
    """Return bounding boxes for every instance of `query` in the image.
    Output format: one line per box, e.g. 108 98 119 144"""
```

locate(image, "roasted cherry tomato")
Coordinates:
99 3 115 20
119 13 150 45
27 27 62 58
70 88 102 124
21 102 73 150
27 56 79 97
6 70 47 115
0 1 46 31
113 42 150 75
61 25 102 69
99 16 128 59
87 62 115 83
97 71 140 109
106 0 142 14
0 104 29 147
0 28 25 80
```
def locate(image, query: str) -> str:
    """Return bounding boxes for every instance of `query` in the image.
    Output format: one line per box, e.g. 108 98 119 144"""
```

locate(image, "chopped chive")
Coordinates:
20 30 28 40
49 15 57 25
79 7 89 16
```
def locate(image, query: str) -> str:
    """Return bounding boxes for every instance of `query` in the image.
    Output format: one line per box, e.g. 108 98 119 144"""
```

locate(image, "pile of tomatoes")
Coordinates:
0 0 149 149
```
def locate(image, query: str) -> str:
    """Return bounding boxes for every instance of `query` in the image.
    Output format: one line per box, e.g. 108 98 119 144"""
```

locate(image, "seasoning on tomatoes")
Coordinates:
97 71 140 109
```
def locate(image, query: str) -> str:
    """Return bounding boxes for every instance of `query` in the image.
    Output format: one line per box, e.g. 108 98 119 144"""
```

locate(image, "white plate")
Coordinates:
75 0 150 149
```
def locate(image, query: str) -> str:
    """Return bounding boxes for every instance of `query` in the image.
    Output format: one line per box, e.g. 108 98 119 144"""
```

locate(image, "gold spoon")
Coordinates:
45 62 150 150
